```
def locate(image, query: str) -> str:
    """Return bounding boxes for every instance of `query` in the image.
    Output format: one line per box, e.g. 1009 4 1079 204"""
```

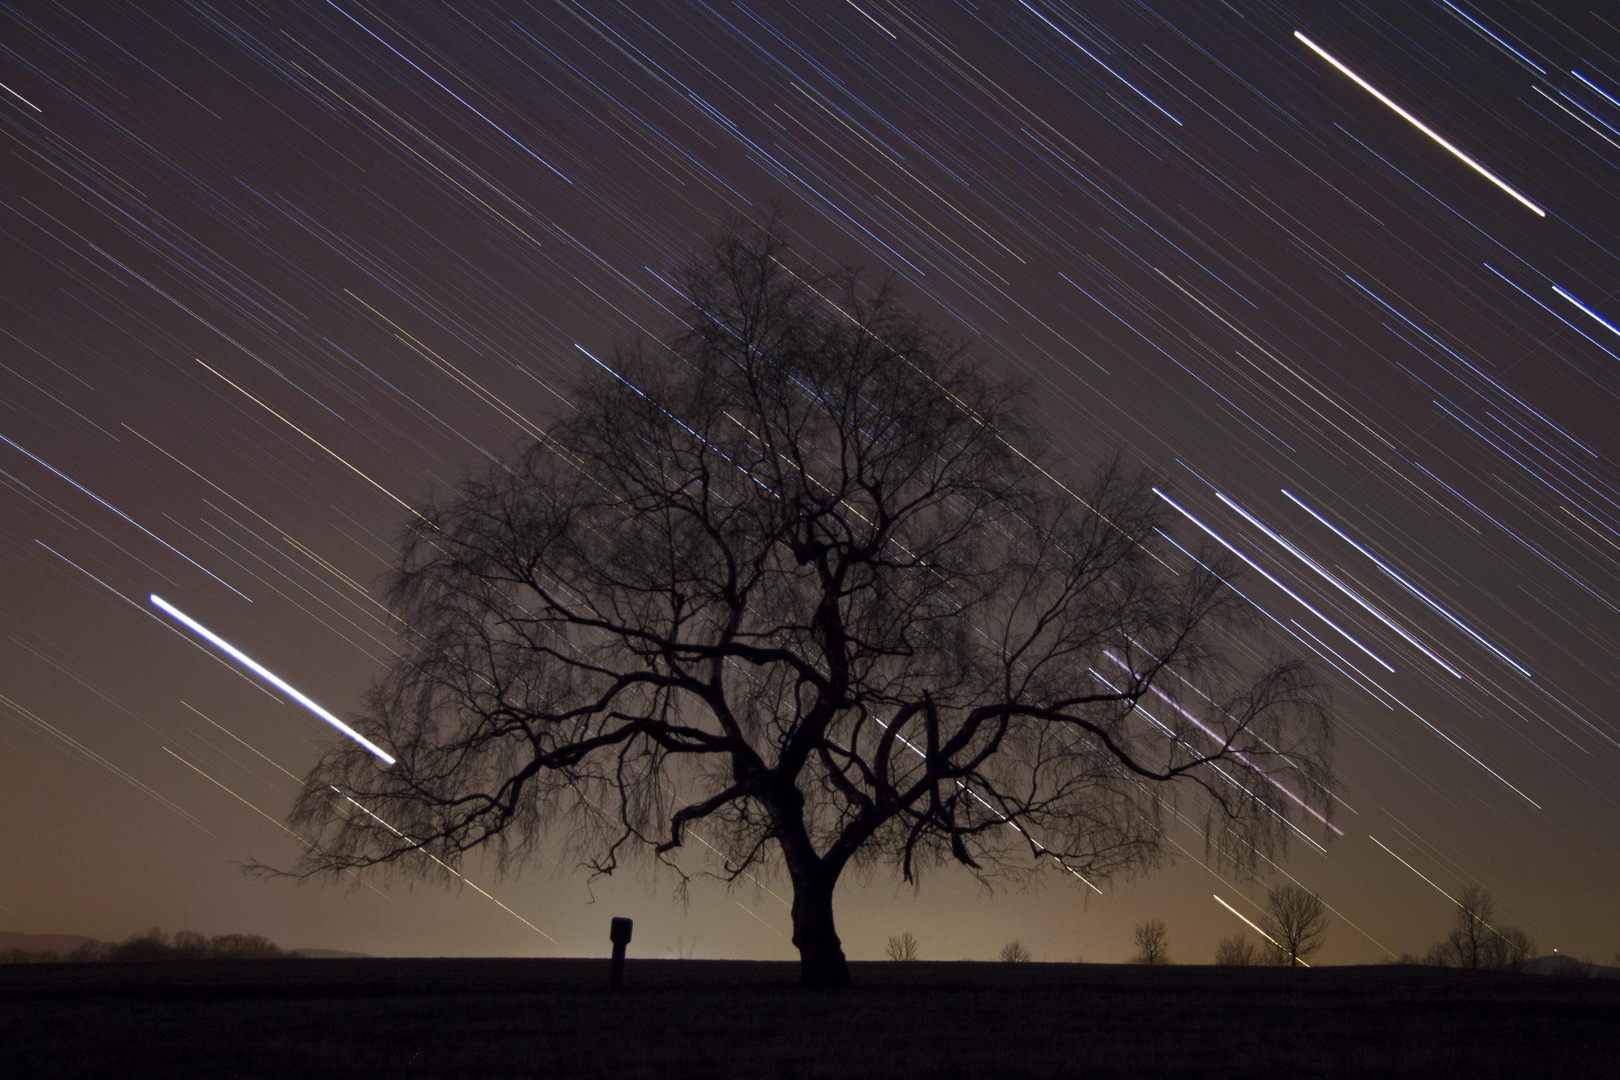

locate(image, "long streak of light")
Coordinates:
1158 515 1538 806
0 432 251 601
1016 1 1181 125
1572 71 1620 111
182 701 309 787
1164 823 1395 958
1368 834 1457 903
1154 488 1395 672
1103 650 1343 836
323 0 572 183
1553 285 1620 340
0 81 41 111
333 787 557 943
1213 491 1463 677
1399 704 1540 807
1373 835 1522 945
193 358 429 526
1293 31 1546 216
0 690 207 829
149 594 396 765
1280 490 1532 678
1155 528 1395 702
1440 2 1545 73
163 747 393 901
1212 894 1302 964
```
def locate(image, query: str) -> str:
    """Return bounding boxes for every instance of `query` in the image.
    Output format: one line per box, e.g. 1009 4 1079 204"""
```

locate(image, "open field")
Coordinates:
2 958 1616 1078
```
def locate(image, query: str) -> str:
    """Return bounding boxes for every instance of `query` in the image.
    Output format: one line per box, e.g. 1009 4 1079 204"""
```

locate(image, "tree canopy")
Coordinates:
1265 883 1329 966
284 223 1334 986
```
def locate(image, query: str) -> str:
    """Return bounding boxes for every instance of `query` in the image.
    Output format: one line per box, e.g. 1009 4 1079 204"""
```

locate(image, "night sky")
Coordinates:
3 0 1618 966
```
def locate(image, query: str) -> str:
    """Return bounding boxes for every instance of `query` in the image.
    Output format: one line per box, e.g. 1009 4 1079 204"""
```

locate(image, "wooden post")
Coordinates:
609 917 632 988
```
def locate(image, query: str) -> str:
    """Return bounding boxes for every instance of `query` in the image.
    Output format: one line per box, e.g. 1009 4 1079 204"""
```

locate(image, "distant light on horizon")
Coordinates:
148 593 395 766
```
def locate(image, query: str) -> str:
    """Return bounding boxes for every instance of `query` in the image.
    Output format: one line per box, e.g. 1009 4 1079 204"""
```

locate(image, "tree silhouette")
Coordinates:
280 222 1334 987
999 940 1032 963
1444 885 1495 969
1133 920 1171 965
1265 884 1329 967
886 931 920 961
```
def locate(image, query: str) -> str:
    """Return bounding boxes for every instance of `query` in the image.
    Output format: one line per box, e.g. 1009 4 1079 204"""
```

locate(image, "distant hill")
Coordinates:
1526 954 1620 979
0 932 101 955
288 949 372 959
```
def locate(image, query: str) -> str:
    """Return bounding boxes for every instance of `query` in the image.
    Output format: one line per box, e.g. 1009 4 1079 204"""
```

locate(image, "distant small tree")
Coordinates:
1133 920 1171 965
1214 934 1260 966
999 940 1032 963
886 931 920 961
1265 884 1328 967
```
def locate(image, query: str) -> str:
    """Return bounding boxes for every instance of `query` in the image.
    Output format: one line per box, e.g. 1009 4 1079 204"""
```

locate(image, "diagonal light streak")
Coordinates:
1212 893 1302 965
1155 487 1395 672
149 593 395 765
1294 30 1545 216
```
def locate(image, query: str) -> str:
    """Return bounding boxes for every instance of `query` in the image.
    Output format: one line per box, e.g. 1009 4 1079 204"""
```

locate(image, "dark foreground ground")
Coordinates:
3 958 1617 1078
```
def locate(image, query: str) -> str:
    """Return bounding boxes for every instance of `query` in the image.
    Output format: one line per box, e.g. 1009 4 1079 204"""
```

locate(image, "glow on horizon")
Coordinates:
1294 30 1546 217
149 593 395 766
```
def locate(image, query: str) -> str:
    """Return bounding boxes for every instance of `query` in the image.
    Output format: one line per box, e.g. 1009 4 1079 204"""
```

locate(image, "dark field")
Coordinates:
2 958 1616 1078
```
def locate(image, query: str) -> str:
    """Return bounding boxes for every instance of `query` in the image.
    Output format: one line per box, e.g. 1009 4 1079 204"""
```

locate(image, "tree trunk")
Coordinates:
789 867 850 988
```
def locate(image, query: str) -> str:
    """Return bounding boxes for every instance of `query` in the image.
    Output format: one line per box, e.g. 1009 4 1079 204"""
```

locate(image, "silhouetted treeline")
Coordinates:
1 927 286 963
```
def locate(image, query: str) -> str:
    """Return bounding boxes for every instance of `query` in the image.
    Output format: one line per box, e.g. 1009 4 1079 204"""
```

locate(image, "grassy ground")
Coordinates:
2 958 1616 1078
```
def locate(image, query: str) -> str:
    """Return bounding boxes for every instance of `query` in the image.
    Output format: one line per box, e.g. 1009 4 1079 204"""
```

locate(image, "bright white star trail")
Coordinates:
149 594 395 766
1293 29 1547 217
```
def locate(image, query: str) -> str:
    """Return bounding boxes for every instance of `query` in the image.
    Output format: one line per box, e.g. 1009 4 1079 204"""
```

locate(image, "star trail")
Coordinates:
1 1 1618 964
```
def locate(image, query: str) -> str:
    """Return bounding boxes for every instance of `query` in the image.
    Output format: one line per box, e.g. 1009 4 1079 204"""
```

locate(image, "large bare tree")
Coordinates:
282 224 1334 987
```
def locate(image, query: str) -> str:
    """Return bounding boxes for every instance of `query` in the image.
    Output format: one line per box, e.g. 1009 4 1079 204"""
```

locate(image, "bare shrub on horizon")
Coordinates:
999 940 1032 963
1214 934 1260 966
886 931 920 961
1133 920 1171 965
